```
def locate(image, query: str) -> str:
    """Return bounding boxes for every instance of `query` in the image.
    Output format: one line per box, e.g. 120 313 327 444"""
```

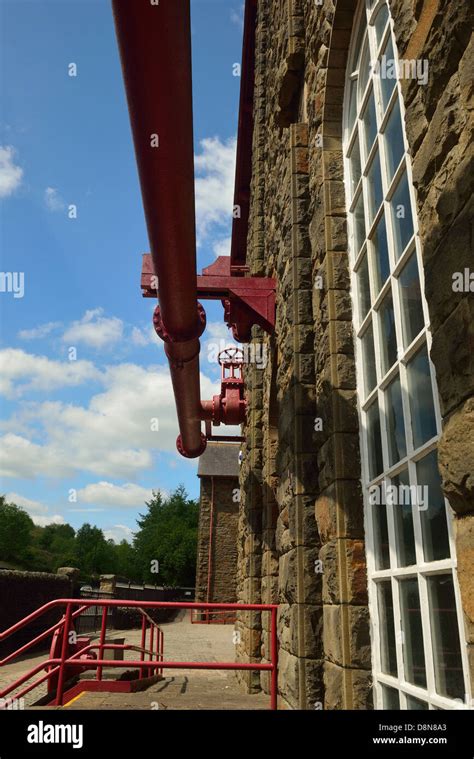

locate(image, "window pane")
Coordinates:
367 150 383 224
378 581 397 675
348 77 358 131
406 345 437 449
383 99 405 183
374 4 389 48
406 696 428 710
427 575 464 700
398 253 424 348
367 401 384 480
373 500 390 570
349 135 362 197
357 253 371 320
354 191 366 253
399 578 427 688
416 450 450 562
362 90 377 157
391 469 416 567
379 35 396 112
378 289 397 376
371 213 390 294
382 684 400 709
390 171 414 259
384 374 406 466
361 322 377 395
359 39 371 100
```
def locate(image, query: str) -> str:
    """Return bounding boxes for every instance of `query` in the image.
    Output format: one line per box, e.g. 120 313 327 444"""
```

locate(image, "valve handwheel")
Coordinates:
218 347 244 365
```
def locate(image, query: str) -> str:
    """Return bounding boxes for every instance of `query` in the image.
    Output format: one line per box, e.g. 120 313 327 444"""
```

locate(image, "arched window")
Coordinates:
343 0 471 710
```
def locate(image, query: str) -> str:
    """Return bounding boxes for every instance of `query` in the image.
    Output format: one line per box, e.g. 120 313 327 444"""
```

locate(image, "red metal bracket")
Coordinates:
141 254 275 343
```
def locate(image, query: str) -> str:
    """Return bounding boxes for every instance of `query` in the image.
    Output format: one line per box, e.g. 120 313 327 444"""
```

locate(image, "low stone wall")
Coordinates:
0 570 78 657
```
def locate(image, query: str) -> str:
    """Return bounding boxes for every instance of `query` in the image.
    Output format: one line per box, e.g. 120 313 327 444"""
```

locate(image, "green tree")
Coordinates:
0 496 34 563
133 486 199 586
74 523 116 576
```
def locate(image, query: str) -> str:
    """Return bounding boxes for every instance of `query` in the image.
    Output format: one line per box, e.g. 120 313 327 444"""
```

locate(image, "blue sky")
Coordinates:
0 0 244 542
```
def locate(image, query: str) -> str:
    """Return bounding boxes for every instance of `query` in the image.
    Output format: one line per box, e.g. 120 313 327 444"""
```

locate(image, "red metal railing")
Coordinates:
0 600 278 709
189 609 237 625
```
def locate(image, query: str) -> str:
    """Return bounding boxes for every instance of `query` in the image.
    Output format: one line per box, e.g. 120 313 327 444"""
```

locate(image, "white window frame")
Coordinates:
342 0 472 710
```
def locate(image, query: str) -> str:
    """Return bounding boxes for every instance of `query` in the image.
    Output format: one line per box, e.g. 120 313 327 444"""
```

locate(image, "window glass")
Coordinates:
378 289 397 376
428 575 465 700
379 35 396 112
382 684 400 709
349 135 362 196
374 4 389 48
354 191 366 253
361 322 377 396
406 696 428 710
399 578 427 688
383 99 405 183
362 90 378 157
416 450 450 562
391 469 416 567
378 581 397 675
384 374 406 466
373 499 390 570
358 252 371 320
398 253 424 348
390 171 414 259
348 77 358 131
359 39 371 100
367 401 384 480
371 213 390 294
406 345 437 449
367 150 383 224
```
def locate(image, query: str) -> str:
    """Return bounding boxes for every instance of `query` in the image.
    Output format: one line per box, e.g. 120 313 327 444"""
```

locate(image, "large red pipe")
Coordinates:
112 0 206 457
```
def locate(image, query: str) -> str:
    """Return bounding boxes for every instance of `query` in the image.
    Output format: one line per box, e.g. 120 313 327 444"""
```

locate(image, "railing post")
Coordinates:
55 603 73 707
139 616 146 680
149 624 155 677
270 606 278 711
96 607 108 681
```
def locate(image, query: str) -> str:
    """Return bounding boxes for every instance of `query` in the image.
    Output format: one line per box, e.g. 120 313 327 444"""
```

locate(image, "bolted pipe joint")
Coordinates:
153 302 207 344
177 432 207 459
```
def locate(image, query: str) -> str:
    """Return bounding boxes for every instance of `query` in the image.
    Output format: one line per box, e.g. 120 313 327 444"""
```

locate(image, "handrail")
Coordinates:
0 600 279 709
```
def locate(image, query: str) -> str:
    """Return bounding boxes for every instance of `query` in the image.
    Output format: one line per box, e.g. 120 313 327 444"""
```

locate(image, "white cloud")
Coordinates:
18 322 62 340
195 136 236 244
76 481 154 508
0 146 23 198
0 358 220 480
0 348 101 398
62 308 123 350
31 514 65 527
104 524 134 544
213 237 232 258
4 491 64 527
44 186 65 212
230 4 244 28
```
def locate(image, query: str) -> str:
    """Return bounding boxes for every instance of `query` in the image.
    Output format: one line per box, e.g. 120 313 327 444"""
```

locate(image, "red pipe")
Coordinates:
206 476 215 617
112 0 206 458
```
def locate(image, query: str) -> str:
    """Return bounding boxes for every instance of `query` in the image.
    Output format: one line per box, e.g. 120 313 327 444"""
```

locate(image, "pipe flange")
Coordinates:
153 303 207 343
176 432 207 459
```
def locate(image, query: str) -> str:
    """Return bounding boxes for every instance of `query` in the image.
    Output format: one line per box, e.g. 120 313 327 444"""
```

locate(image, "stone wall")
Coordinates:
236 0 472 709
0 570 78 657
195 477 239 606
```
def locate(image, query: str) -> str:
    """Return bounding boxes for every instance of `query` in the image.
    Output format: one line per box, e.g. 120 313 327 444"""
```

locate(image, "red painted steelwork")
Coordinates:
112 0 206 458
0 599 279 709
142 254 276 342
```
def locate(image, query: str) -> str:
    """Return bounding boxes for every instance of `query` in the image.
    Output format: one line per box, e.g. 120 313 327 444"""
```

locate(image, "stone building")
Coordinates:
195 443 240 614
233 0 473 710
